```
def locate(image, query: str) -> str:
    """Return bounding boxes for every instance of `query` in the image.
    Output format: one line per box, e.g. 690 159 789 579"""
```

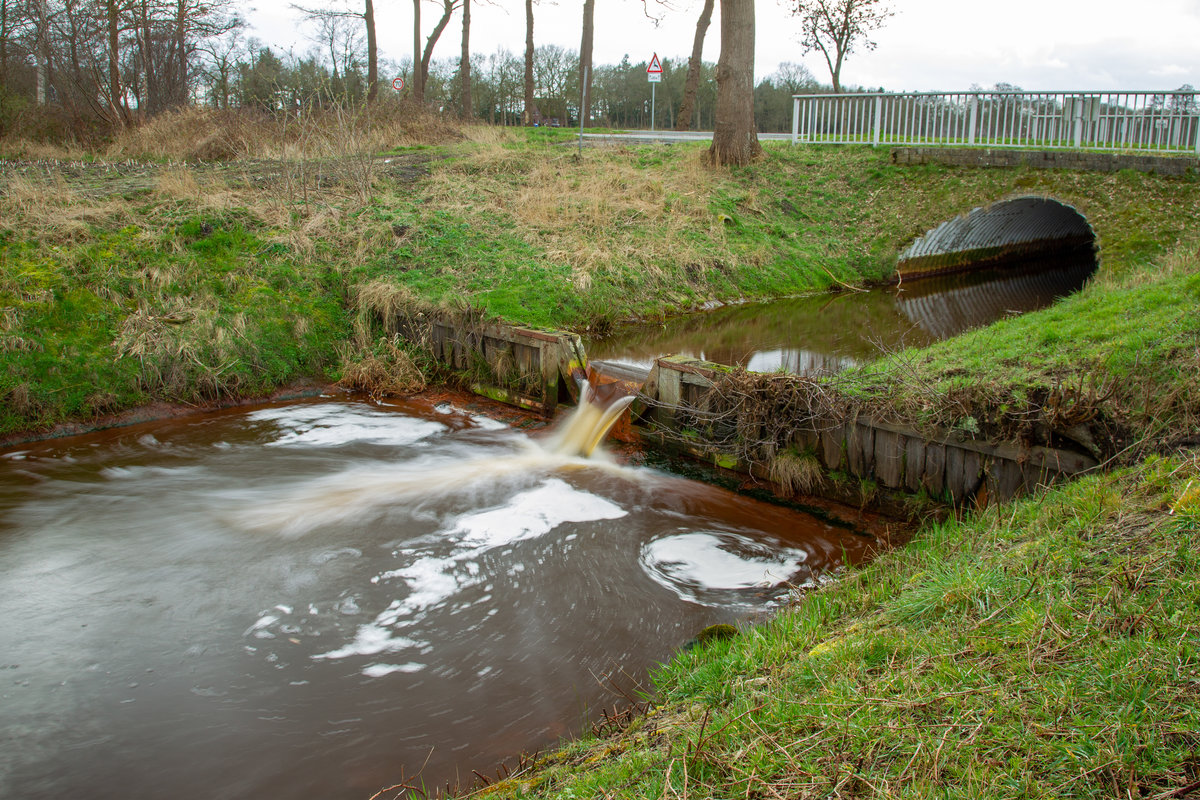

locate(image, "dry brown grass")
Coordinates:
0 174 132 242
99 103 465 163
353 280 426 340
0 139 88 160
338 336 427 399
427 143 724 287
154 167 202 200
769 447 824 495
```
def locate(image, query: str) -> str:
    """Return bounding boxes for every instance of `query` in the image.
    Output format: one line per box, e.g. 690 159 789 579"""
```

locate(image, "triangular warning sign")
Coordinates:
647 53 662 74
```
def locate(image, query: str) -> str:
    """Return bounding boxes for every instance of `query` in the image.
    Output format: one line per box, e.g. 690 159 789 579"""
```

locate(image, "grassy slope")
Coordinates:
839 241 1200 453
4 122 1200 798
477 455 1200 799
2 131 1199 437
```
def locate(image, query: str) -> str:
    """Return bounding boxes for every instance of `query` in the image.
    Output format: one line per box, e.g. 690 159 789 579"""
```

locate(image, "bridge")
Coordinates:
792 90 1200 154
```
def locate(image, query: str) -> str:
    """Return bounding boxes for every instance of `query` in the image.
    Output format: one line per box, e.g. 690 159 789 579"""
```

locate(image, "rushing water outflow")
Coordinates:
0 394 873 800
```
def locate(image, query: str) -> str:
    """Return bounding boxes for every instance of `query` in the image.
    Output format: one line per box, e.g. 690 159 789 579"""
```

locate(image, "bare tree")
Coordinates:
198 26 246 107
458 0 470 115
294 0 377 101
577 0 593 126
521 0 532 124
310 13 363 83
788 0 892 94
708 0 759 165
411 0 420 101
419 0 459 102
674 0 713 131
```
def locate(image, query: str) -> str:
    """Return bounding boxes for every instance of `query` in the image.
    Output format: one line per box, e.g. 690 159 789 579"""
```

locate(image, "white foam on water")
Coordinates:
470 414 508 431
362 663 426 678
315 624 419 660
234 439 637 537
452 479 626 549
319 479 627 663
641 531 811 606
247 403 446 448
244 614 279 636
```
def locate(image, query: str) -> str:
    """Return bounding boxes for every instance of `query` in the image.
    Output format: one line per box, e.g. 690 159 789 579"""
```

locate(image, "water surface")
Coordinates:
587 258 1097 374
0 395 874 799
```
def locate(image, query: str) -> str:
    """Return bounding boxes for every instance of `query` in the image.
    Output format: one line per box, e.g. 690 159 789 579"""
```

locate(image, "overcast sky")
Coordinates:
243 0 1200 92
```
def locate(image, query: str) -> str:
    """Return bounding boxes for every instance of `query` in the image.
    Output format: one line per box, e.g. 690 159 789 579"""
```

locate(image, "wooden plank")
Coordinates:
541 341 559 413
874 430 903 489
508 326 561 343
990 458 1026 503
654 366 683 427
944 447 984 505
820 424 846 471
1021 461 1054 493
846 423 875 479
923 443 946 497
945 446 966 504
864 416 1099 475
962 449 984 500
904 436 926 493
790 426 818 454
515 342 537 377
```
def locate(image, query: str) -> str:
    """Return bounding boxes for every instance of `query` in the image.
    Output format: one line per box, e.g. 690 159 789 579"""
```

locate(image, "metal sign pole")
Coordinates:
579 66 588 157
651 81 656 132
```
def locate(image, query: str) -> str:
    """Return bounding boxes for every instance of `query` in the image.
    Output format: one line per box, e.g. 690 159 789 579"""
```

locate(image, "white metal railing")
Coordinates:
790 91 1200 154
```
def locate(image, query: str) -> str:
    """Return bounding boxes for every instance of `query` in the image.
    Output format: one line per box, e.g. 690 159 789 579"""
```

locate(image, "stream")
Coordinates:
0 394 875 799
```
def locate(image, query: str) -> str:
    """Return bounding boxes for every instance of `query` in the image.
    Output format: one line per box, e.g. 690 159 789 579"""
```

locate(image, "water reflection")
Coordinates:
0 396 874 800
587 256 1097 374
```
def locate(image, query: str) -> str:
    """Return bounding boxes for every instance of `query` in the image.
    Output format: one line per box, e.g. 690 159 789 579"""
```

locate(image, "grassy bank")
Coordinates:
845 239 1200 455
2 112 1199 438
470 454 1200 799
4 113 1200 800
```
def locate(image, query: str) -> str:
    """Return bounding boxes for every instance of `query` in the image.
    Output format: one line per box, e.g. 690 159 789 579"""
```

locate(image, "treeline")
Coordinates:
0 0 837 141
426 49 822 132
0 0 238 138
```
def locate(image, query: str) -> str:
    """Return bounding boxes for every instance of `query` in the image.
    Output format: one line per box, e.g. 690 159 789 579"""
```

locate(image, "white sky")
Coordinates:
243 0 1200 91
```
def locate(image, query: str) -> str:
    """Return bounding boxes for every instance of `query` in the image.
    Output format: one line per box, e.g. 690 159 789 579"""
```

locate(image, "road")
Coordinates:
579 130 794 145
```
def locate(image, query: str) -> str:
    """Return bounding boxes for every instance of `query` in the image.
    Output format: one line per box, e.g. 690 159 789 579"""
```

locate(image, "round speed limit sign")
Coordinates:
392 77 405 92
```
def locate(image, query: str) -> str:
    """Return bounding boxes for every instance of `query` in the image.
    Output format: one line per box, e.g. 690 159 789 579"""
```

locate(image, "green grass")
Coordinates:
476 454 1200 798
841 239 1200 450
4 122 1200 800
2 136 1199 440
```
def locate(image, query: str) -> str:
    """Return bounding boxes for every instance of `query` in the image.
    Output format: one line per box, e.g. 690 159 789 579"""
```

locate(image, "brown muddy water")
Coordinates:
0 394 877 800
586 257 1097 374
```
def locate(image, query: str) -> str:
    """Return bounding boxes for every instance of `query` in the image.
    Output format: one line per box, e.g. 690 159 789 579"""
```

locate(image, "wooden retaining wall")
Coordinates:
634 355 1097 508
423 319 588 413
399 318 1098 509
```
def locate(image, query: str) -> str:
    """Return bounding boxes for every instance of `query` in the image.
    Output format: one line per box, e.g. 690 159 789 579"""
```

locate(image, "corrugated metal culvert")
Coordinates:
897 196 1096 279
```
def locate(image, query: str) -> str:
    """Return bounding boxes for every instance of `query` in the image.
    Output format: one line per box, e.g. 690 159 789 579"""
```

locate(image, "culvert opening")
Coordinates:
897 196 1098 282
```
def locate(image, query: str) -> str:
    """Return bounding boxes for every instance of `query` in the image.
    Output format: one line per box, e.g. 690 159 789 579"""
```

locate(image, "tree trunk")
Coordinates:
708 0 760 166
676 0 713 131
1 0 10 85
459 0 472 117
578 0 594 127
411 0 422 103
34 0 47 104
138 0 156 112
106 0 125 122
522 0 533 125
171 0 187 109
365 0 378 102
420 0 454 95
